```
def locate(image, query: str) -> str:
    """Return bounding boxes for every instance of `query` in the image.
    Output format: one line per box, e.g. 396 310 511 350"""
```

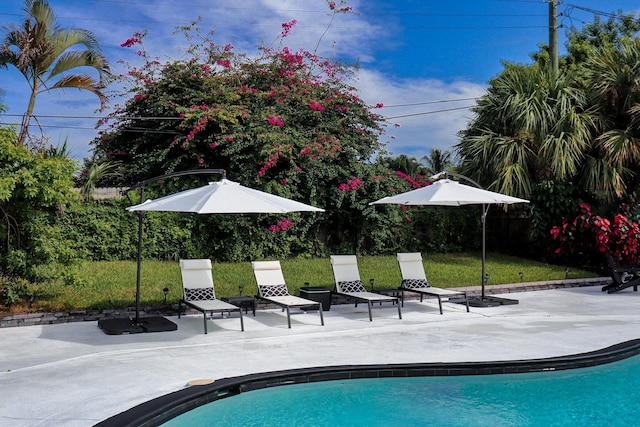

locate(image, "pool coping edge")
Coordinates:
94 338 640 427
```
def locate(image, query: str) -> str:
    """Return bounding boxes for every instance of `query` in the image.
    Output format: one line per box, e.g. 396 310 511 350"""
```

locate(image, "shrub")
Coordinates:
551 202 640 266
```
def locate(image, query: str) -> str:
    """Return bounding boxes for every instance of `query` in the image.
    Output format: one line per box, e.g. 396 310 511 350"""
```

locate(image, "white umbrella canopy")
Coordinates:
127 178 325 214
370 178 529 306
370 179 529 206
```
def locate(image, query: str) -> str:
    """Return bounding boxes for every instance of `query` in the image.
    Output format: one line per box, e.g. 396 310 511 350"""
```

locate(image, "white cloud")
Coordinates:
354 69 486 160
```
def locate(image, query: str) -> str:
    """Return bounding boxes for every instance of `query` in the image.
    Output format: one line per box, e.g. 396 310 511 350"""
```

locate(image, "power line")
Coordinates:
1 113 182 121
0 122 97 130
1 97 480 121
382 97 480 108
385 105 474 120
5 0 547 18
559 2 623 20
0 103 474 133
0 11 548 32
0 0 550 31
0 122 181 134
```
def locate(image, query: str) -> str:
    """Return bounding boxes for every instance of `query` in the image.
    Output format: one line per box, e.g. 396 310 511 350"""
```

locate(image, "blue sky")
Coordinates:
0 0 638 163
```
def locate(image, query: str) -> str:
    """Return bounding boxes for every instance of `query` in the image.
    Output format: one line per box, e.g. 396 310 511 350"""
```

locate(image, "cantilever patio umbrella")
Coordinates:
98 170 324 334
370 176 529 306
127 178 325 214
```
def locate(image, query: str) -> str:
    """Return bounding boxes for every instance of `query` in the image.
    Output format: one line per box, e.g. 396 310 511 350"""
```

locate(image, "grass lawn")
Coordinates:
10 252 598 314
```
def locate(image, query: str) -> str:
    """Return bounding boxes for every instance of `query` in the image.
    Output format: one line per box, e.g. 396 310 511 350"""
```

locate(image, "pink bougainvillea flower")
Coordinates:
268 115 284 126
281 19 297 38
120 38 136 48
120 37 139 48
338 177 363 191
216 59 231 68
120 31 144 48
268 218 294 233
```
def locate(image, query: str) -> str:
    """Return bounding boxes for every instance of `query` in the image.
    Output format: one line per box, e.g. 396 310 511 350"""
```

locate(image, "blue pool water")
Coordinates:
162 356 640 426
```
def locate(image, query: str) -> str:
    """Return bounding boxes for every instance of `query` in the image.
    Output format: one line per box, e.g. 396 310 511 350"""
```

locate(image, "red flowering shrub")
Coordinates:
551 202 640 265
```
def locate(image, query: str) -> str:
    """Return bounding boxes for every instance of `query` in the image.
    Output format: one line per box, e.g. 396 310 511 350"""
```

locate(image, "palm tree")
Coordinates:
379 154 427 176
581 38 640 200
456 63 591 198
421 148 452 176
0 0 111 145
80 160 121 201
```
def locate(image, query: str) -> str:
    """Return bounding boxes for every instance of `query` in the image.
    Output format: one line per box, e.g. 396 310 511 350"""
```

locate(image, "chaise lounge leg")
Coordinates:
464 294 470 312
318 304 324 326
367 301 373 321
397 302 402 319
286 307 291 328
239 309 244 332
437 296 443 315
203 312 208 334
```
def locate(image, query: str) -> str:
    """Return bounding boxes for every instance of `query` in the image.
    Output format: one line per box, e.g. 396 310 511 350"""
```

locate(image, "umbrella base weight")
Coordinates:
484 296 519 305
469 296 519 307
98 316 177 335
450 296 519 308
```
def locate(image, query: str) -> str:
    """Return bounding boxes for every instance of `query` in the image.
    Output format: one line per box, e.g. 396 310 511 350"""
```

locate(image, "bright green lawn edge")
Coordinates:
25 253 598 313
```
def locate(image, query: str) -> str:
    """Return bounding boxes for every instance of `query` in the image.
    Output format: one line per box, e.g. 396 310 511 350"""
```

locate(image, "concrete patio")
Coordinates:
1 283 639 426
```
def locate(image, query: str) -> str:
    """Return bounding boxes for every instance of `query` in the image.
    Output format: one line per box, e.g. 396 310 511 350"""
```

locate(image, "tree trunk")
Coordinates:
17 82 38 146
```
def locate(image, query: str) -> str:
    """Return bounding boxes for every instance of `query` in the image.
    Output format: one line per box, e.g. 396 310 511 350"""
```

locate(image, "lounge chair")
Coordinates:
330 255 402 321
396 252 469 314
602 253 640 294
252 260 324 328
178 259 244 334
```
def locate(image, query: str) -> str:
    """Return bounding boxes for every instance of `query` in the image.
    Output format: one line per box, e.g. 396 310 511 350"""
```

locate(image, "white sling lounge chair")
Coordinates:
252 260 324 328
397 252 469 314
178 259 244 334
330 255 402 321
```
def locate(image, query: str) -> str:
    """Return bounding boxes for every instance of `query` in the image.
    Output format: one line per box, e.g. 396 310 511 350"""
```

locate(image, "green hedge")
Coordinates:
57 199 485 262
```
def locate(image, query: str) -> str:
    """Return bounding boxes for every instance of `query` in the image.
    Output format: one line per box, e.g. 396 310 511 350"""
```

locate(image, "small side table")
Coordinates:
300 286 332 311
222 296 256 316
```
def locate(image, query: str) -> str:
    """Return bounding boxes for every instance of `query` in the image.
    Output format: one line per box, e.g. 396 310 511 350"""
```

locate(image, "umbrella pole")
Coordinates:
134 210 144 324
481 204 487 300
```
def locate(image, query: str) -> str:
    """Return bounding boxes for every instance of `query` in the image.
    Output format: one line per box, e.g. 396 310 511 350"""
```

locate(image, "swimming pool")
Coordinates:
96 339 640 426
161 354 640 426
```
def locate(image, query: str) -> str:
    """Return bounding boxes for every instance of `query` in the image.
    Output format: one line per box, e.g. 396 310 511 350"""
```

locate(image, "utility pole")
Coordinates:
549 0 558 74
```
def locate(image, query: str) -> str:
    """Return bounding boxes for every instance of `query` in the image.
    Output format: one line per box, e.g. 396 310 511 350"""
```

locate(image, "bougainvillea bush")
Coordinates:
550 202 640 267
87 8 438 260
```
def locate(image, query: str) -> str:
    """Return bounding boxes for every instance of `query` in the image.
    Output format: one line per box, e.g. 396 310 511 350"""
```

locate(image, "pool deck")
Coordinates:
2 283 640 426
